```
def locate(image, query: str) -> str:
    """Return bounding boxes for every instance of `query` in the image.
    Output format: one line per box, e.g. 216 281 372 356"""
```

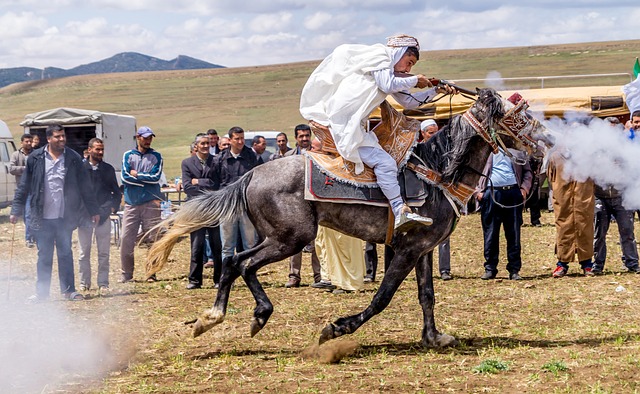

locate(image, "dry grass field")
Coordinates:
1 208 640 393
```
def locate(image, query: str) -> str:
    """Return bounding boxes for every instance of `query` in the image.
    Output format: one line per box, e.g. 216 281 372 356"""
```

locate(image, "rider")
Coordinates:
300 34 457 230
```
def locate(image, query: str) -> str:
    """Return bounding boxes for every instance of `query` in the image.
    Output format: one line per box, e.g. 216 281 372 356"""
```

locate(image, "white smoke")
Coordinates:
0 280 118 392
542 116 640 210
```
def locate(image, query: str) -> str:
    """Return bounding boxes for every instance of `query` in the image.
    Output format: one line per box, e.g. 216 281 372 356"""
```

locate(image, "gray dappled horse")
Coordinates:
146 88 550 348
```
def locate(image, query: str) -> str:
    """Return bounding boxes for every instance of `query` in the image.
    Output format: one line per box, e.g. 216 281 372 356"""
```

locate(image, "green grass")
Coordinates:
472 359 510 374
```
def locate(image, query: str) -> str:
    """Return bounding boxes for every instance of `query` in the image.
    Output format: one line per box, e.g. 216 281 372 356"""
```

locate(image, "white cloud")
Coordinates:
249 12 293 34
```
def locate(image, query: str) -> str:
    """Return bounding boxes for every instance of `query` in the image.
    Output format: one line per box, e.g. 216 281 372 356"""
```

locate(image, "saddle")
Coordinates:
304 101 427 206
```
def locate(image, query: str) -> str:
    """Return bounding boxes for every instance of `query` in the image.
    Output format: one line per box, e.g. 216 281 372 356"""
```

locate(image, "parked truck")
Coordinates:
20 107 137 183
0 119 17 208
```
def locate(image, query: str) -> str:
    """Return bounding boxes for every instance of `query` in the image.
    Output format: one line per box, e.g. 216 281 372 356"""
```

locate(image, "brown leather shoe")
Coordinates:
285 278 300 288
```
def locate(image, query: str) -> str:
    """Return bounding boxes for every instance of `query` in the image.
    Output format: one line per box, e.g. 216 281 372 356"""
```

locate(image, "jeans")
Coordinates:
24 194 33 242
190 227 222 285
34 218 75 298
78 219 112 288
220 212 257 260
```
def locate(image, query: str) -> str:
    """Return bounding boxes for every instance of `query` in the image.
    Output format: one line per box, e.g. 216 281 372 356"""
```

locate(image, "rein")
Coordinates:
407 92 538 211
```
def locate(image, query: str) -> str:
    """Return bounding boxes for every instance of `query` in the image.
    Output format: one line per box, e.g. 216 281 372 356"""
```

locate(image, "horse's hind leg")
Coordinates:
236 238 311 337
192 255 242 337
319 248 417 344
415 252 457 348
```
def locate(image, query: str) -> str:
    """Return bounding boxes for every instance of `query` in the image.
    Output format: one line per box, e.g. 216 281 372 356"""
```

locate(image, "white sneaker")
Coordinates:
394 212 433 232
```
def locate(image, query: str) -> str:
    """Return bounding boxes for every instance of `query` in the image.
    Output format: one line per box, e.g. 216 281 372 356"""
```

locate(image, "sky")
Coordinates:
0 1 638 70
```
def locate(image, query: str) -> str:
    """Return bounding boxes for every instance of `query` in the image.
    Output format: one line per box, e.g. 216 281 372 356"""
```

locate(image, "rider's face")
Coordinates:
393 53 417 74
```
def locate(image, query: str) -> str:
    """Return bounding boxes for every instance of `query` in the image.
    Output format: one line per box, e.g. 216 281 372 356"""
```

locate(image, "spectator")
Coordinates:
207 129 221 155
476 148 532 280
218 136 230 151
363 242 393 282
9 133 34 247
10 124 99 302
525 156 543 227
547 148 595 277
593 183 639 274
420 119 453 280
315 226 366 294
269 132 291 160
31 134 41 149
251 135 267 165
214 127 258 266
283 124 322 287
77 138 122 293
120 126 164 283
182 133 221 289
284 124 312 156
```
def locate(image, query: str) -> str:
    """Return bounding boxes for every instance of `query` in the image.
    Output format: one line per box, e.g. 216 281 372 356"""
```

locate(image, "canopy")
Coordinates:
20 107 127 126
370 85 629 121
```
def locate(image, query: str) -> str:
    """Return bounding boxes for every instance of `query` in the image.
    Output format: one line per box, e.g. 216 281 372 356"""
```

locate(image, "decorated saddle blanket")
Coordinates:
304 155 428 207
307 100 420 187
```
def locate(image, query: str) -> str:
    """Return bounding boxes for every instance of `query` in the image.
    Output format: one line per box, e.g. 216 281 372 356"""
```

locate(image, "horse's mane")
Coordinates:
413 88 504 184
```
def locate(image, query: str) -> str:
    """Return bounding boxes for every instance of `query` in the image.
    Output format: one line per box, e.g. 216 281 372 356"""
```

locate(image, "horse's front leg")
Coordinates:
319 248 417 344
415 252 457 348
192 255 241 337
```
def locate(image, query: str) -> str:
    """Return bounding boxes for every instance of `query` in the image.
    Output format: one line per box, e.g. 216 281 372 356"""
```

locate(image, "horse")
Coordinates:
146 88 551 348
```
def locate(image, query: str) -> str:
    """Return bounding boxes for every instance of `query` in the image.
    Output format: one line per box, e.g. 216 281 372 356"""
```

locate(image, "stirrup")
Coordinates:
394 212 433 232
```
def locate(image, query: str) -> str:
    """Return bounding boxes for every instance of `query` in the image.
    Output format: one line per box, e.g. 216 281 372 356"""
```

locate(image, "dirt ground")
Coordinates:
1 208 640 393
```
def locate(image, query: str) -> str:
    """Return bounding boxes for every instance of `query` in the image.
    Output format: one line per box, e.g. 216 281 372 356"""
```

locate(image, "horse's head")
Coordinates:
465 88 553 158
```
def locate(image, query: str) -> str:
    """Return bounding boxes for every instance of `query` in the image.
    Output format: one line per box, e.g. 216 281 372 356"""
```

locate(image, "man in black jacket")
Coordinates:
214 127 258 265
10 124 99 301
182 133 221 289
77 138 122 293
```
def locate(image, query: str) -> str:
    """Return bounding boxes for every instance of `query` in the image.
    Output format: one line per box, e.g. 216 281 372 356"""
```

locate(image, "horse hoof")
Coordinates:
319 323 337 345
192 309 224 338
250 317 265 337
435 333 458 348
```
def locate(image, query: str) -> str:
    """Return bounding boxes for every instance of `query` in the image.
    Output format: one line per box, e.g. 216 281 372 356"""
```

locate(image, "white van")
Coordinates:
0 119 17 209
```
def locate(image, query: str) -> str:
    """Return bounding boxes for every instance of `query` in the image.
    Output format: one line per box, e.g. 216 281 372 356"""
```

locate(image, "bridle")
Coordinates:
462 93 539 165
408 90 541 214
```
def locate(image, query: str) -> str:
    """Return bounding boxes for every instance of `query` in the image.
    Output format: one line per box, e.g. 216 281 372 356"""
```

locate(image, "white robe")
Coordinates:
300 43 435 174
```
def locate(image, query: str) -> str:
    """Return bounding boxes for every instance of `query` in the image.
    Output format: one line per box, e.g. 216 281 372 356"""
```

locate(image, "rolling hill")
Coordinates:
0 52 223 89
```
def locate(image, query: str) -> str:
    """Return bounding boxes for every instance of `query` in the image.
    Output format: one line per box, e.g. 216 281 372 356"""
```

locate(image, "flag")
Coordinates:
634 58 640 79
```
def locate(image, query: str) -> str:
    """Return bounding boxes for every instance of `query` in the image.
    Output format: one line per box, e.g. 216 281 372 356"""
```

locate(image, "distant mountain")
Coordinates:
0 52 224 88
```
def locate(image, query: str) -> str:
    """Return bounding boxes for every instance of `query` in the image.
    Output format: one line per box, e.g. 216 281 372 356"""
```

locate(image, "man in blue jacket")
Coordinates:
120 126 163 282
10 124 99 301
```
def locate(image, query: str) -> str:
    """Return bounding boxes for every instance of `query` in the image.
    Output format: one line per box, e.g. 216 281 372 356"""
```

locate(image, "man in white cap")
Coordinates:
420 119 439 141
300 34 457 230
120 126 164 282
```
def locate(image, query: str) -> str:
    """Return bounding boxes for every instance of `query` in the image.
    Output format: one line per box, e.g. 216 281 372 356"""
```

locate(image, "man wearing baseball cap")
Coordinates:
120 126 164 282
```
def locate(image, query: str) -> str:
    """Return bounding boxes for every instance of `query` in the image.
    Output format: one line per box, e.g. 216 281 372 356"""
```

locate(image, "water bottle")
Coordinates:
161 199 172 219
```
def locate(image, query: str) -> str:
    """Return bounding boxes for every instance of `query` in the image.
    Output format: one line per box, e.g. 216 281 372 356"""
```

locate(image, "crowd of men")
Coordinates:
6 110 640 301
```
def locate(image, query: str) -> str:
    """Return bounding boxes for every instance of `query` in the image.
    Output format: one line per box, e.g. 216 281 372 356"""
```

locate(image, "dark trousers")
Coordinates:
593 197 639 270
364 242 394 280
34 218 75 298
203 225 222 282
526 181 541 225
480 188 524 274
190 227 221 285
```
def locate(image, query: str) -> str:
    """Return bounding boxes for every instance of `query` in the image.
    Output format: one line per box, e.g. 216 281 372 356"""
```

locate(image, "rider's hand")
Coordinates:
9 214 19 224
436 83 458 95
415 74 432 89
476 193 483 201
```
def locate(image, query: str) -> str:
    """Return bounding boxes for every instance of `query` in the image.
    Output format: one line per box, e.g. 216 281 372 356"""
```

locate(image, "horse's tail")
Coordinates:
146 172 253 276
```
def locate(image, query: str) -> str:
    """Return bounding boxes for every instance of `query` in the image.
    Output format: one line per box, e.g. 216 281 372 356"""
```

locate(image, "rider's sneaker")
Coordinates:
394 212 433 232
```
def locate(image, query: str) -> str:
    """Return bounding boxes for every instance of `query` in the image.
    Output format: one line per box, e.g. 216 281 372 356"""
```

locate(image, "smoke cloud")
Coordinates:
541 116 640 210
0 283 120 393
